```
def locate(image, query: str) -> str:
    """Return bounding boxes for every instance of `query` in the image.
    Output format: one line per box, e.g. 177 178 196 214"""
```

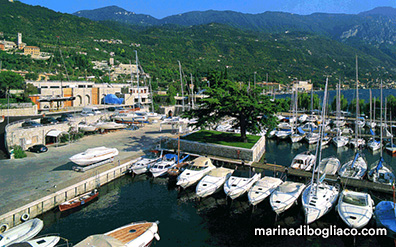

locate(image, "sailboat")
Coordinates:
332 82 349 148
289 86 305 143
368 81 396 186
367 128 381 152
301 78 339 224
365 89 377 129
336 190 374 229
338 58 367 180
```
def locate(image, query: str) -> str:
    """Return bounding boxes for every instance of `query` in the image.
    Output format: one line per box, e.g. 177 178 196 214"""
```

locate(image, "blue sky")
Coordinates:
19 0 396 18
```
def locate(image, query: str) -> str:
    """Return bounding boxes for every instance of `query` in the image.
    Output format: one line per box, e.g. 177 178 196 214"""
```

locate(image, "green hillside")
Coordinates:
0 0 396 88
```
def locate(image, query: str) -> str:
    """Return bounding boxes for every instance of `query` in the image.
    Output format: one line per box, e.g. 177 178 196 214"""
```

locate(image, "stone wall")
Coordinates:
163 135 265 162
0 105 38 116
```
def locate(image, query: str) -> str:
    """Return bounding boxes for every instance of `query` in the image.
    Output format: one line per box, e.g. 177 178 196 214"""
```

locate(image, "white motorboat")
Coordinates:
75 221 160 247
248 177 283 206
342 127 354 135
270 181 306 214
305 132 320 144
306 114 318 123
224 170 261 200
268 129 277 138
290 133 305 143
298 114 308 123
336 190 374 229
332 135 349 148
275 129 291 140
78 122 98 132
128 150 161 175
111 112 148 122
0 219 44 247
196 167 234 198
290 151 316 171
302 182 339 224
349 137 366 149
333 119 346 128
150 153 189 178
316 157 341 175
95 121 127 130
176 156 216 189
69 147 119 166
9 236 60 247
367 138 381 151
368 158 395 185
277 122 291 129
338 152 367 179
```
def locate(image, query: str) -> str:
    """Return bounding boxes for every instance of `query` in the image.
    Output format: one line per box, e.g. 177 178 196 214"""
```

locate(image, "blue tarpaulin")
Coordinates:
104 94 124 104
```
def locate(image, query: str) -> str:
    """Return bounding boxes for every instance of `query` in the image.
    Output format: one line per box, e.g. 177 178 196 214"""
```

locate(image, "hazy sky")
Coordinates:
19 0 396 18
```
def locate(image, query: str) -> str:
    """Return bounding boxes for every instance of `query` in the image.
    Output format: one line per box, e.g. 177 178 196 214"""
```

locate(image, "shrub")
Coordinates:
12 145 26 159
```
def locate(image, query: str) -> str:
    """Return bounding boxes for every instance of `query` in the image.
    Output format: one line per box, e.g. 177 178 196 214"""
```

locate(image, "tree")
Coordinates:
25 73 38 81
183 71 278 142
0 71 24 96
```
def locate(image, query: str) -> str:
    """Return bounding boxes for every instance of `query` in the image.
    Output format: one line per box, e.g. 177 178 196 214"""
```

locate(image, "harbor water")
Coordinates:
39 138 396 247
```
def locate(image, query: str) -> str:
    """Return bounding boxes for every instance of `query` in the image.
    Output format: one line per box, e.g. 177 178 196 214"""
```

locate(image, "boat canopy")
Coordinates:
297 127 305 134
208 167 233 177
75 235 124 247
189 156 213 167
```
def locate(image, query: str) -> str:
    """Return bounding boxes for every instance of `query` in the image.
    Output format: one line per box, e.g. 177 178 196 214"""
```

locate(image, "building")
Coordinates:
257 82 282 91
24 46 40 56
27 81 151 110
0 43 4 51
0 40 16 50
292 80 313 92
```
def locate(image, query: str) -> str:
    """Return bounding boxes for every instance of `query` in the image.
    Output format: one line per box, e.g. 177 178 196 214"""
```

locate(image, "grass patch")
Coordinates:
181 130 260 149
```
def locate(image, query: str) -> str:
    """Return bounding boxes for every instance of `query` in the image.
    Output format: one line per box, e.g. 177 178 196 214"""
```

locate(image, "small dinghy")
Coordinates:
336 190 373 229
59 189 99 212
224 170 261 200
9 236 60 247
196 167 234 198
0 219 44 247
248 177 283 206
270 181 306 214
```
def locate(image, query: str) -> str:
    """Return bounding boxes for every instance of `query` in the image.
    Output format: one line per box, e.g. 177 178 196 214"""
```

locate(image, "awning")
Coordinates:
46 130 64 137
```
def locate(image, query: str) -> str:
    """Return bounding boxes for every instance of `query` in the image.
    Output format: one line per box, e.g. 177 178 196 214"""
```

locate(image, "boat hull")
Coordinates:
59 190 99 212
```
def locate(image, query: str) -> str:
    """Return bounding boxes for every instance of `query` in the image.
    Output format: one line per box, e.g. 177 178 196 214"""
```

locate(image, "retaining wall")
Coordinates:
163 135 265 162
0 158 137 229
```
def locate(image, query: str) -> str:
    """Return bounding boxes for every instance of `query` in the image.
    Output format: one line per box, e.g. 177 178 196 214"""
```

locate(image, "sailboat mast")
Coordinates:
380 80 383 158
178 61 185 111
355 55 359 143
135 50 141 105
149 78 154 113
316 78 329 184
370 89 372 125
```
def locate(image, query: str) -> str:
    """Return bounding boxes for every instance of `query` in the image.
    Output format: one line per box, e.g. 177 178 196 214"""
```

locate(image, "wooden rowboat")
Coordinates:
59 189 99 212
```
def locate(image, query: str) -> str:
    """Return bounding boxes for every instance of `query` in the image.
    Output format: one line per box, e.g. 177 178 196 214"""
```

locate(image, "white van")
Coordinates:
81 107 101 116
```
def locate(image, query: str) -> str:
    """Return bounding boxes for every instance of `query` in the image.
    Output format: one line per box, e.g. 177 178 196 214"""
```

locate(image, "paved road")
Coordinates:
0 122 175 215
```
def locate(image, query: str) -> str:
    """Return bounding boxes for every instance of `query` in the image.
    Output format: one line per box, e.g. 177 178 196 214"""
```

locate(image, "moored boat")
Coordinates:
316 157 341 175
196 167 234 198
128 150 162 175
176 156 216 189
0 219 44 247
270 181 306 214
336 190 373 229
59 189 99 212
290 151 316 171
224 170 261 200
8 236 60 247
75 221 160 247
248 176 283 206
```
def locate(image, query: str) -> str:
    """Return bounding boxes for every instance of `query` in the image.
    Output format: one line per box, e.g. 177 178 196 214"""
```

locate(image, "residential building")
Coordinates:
292 80 313 92
24 46 40 56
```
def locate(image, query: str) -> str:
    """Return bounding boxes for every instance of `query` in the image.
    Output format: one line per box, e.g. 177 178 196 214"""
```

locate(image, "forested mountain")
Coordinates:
1 0 396 87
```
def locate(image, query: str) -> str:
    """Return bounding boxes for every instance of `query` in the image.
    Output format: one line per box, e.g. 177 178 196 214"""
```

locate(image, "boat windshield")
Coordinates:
278 182 299 193
232 170 254 178
187 165 206 171
342 194 367 206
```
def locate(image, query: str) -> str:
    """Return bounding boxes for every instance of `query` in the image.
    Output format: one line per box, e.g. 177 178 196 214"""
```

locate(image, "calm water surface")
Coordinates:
40 139 396 247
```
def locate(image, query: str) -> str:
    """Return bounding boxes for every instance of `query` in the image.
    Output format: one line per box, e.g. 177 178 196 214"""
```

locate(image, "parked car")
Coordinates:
40 117 58 125
28 144 48 153
56 113 73 122
21 120 42 128
108 106 124 112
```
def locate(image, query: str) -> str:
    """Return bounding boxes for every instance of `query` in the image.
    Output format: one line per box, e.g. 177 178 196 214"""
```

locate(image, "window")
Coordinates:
87 85 92 88
41 86 48 88
78 85 85 88
50 86 59 88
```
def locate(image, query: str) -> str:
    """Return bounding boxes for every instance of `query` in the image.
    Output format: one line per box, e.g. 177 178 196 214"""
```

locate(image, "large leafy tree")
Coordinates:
0 71 24 96
184 71 278 142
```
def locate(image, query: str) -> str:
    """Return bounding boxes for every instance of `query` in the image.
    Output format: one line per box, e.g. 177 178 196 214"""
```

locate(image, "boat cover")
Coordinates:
208 167 233 177
297 127 305 134
370 129 375 136
75 235 124 247
375 201 396 234
104 94 124 104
